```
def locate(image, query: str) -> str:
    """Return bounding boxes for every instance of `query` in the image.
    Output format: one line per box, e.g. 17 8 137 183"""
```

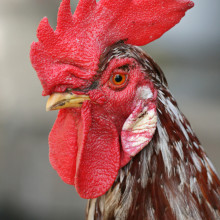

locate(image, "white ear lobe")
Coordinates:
121 88 157 158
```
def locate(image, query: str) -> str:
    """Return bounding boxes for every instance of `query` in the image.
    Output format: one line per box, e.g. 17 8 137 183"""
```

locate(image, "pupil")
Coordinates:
115 74 123 82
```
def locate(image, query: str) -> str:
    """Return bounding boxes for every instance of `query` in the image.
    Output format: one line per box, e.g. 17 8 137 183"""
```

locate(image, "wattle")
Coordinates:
49 108 79 185
49 101 120 198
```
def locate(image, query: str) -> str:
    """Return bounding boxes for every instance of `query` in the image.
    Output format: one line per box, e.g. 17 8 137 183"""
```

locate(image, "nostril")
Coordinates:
65 88 73 93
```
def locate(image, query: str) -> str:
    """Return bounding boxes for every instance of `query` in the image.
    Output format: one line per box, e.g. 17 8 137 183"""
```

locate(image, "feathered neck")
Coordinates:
86 86 220 220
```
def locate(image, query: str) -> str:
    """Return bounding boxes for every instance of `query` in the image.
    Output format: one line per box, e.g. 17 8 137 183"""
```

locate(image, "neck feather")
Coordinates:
86 87 220 220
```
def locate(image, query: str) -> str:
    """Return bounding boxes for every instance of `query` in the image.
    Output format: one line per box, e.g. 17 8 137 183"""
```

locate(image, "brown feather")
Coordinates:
86 43 220 220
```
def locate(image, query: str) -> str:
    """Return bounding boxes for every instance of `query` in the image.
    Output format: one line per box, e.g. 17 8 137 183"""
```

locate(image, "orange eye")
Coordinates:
111 73 127 86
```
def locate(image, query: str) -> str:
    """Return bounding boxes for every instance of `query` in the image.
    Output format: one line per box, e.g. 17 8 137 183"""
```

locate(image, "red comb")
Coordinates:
30 0 193 95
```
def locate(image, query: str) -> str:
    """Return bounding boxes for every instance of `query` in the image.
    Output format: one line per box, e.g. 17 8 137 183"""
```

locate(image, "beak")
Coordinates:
46 93 90 111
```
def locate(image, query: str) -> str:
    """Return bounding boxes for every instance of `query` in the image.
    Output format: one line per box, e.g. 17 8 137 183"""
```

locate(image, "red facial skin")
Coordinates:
49 58 157 198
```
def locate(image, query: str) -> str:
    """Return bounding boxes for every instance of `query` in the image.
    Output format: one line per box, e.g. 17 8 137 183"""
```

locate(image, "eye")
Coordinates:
110 73 128 87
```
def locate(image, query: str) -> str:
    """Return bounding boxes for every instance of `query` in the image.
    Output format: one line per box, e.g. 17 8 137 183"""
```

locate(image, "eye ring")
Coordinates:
109 73 128 89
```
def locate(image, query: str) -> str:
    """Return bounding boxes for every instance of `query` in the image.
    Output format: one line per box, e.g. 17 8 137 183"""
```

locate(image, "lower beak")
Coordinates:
46 93 90 111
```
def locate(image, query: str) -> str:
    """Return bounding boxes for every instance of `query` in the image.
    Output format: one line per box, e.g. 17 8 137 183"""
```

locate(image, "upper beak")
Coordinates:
46 93 90 111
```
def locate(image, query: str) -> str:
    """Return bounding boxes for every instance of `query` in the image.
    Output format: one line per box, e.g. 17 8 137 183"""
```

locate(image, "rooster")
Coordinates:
30 0 220 219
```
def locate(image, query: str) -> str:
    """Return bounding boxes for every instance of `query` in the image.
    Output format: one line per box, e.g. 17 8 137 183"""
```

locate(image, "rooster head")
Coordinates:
30 0 193 199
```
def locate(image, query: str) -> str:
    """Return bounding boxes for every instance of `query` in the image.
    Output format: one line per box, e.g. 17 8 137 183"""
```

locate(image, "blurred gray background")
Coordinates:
0 0 219 219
